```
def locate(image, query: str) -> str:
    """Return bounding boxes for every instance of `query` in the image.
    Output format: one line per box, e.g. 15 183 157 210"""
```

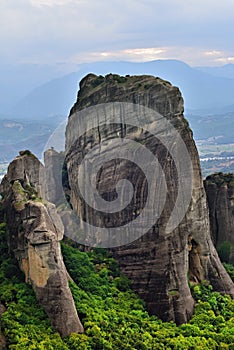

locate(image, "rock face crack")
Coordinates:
204 173 234 263
62 73 234 324
0 153 83 337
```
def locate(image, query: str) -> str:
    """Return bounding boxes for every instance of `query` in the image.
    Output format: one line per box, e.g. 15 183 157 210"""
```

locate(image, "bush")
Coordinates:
1 218 234 349
218 241 232 263
223 263 234 281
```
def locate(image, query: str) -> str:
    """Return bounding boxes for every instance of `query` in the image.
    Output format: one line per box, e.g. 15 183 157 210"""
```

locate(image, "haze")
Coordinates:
0 0 233 69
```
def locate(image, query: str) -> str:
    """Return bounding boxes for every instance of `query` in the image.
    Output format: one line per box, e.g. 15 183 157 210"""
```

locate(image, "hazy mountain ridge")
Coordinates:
196 63 234 79
2 60 234 120
0 59 233 172
0 63 76 112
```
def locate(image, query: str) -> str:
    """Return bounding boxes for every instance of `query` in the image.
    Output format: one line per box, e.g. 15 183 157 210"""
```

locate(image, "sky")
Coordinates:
0 0 234 70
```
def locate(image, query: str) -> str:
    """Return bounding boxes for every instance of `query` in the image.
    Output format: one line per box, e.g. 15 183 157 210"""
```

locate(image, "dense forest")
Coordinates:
0 221 234 349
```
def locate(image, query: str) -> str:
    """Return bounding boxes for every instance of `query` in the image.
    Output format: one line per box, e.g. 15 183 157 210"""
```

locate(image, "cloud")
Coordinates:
0 0 233 66
61 46 234 68
98 48 167 62
204 50 224 57
202 50 234 65
215 56 234 64
29 0 74 6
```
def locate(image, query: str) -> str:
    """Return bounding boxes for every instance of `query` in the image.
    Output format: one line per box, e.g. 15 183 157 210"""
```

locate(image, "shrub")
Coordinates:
218 241 232 263
1 217 234 349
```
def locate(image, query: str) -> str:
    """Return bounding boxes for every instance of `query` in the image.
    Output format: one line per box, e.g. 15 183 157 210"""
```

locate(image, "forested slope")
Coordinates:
1 222 234 349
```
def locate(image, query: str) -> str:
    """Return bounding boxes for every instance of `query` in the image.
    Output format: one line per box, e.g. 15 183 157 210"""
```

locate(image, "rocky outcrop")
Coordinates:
0 303 6 349
64 73 234 324
0 151 83 337
44 148 64 205
43 148 82 240
204 173 234 263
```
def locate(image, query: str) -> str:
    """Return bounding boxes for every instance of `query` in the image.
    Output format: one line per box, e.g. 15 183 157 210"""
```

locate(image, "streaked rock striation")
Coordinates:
0 151 83 337
205 173 234 264
64 73 234 324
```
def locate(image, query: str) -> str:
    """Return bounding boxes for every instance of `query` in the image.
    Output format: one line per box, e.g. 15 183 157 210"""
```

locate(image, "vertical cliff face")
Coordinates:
44 148 65 205
204 173 234 263
0 303 6 348
0 151 83 337
65 74 234 324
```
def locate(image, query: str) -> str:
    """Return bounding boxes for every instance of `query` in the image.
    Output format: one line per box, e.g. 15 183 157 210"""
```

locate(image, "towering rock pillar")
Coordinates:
0 151 83 337
64 74 234 324
205 173 234 264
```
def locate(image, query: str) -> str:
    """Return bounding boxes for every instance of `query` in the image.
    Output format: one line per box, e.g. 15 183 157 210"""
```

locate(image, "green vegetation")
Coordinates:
1 223 234 349
91 74 128 89
91 75 105 88
11 179 42 206
105 74 127 84
223 263 234 281
18 150 37 158
0 222 67 349
206 172 234 187
218 241 232 263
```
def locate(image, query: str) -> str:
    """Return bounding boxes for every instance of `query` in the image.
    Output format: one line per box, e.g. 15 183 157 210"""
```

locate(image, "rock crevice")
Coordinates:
205 173 234 263
0 152 83 337
64 74 234 324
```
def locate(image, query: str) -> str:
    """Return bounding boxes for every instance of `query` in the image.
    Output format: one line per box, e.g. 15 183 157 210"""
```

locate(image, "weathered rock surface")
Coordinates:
204 173 234 263
65 73 234 324
0 302 6 349
44 148 64 205
0 151 83 337
43 148 82 240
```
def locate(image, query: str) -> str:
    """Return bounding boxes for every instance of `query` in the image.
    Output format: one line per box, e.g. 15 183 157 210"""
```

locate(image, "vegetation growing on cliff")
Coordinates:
223 263 234 281
206 172 234 187
1 222 234 349
218 241 232 263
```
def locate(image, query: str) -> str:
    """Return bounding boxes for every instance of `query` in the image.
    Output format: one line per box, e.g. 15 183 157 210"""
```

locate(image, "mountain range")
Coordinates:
1 60 234 120
0 59 233 166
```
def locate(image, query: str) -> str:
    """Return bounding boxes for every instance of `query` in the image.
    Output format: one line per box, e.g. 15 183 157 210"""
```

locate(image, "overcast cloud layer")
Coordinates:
0 0 233 67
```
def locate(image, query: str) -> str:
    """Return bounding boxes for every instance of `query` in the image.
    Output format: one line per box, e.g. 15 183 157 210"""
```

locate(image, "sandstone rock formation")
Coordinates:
0 151 83 337
44 148 64 205
64 73 234 324
0 303 6 349
43 148 82 241
204 173 234 263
